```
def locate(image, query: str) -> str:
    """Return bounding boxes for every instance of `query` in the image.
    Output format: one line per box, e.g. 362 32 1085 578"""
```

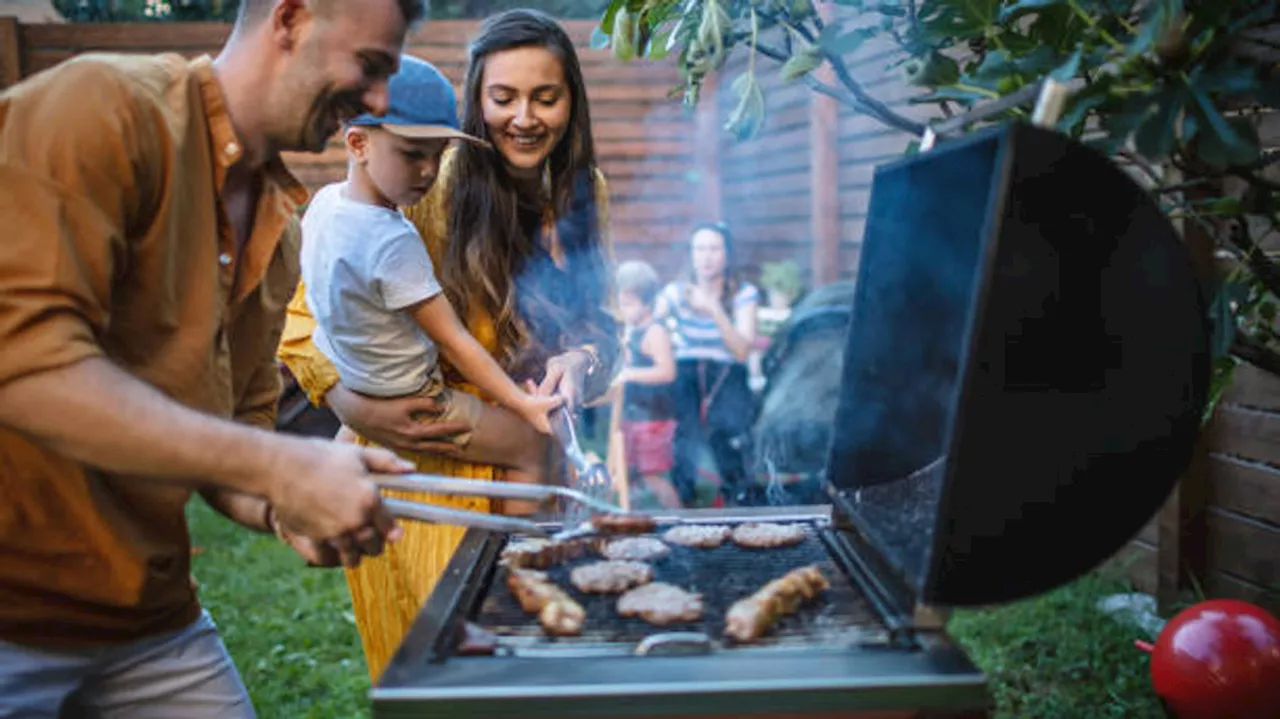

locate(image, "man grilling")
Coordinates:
0 1 468 715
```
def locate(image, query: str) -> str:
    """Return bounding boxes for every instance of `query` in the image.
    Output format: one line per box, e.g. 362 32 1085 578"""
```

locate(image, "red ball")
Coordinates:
1146 599 1280 719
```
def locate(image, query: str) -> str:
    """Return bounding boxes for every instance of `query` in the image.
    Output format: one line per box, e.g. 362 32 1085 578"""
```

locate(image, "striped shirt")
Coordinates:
659 280 760 364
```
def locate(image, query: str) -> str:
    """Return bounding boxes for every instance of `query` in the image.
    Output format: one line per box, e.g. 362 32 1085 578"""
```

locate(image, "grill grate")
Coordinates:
471 522 886 651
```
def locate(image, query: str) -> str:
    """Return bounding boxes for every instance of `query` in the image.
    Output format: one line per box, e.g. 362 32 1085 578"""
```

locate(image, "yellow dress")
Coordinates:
277 148 615 682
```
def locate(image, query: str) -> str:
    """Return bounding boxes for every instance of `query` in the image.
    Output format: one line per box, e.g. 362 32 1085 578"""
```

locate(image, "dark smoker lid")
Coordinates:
823 121 1210 607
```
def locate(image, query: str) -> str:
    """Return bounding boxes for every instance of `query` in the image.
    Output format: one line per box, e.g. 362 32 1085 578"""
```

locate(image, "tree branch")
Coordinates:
1223 217 1280 303
756 9 927 137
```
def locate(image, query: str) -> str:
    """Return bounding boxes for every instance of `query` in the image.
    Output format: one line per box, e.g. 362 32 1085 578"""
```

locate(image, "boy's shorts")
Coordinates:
621 419 677 476
340 375 487 449
412 376 487 449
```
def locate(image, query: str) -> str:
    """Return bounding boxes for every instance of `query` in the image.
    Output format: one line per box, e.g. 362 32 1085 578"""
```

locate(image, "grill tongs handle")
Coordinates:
370 472 626 537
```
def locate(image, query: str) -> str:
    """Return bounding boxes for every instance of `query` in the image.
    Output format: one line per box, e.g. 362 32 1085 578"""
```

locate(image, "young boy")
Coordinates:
300 55 561 492
613 260 682 508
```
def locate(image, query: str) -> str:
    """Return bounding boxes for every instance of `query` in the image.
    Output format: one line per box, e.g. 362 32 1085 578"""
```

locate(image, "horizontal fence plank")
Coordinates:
1221 364 1280 411
1209 406 1280 467
1206 507 1279 594
721 169 812 200
1204 570 1280 615
1208 453 1280 527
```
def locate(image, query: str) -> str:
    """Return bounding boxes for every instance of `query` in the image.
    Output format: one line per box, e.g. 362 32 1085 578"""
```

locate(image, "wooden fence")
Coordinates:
1 11 1277 613
0 17 720 278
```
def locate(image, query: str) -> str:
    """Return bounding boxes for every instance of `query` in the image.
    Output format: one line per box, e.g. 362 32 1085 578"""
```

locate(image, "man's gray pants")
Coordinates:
0 609 255 718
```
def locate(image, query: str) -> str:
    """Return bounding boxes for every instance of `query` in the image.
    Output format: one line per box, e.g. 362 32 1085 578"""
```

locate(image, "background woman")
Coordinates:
655 222 760 507
277 8 619 680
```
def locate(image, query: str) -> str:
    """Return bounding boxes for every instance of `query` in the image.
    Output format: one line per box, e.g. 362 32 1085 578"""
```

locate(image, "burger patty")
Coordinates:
616 582 704 625
569 560 654 594
729 522 807 549
601 536 670 561
662 524 731 548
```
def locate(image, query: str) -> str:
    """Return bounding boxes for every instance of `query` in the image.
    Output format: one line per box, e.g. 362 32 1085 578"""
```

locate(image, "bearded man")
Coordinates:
0 1 468 716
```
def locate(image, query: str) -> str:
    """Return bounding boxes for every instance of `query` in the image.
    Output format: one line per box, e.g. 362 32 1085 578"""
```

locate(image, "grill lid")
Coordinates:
823 121 1210 607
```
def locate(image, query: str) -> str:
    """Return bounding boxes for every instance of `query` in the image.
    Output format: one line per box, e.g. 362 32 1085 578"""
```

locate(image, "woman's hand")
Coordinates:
684 285 721 317
536 349 592 411
325 384 471 456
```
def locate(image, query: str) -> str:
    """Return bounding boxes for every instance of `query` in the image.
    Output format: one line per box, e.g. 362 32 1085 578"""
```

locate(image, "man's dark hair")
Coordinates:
235 0 428 30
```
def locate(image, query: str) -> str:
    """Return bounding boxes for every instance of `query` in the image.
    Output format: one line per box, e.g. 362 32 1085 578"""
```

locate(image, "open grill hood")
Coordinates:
824 121 1210 609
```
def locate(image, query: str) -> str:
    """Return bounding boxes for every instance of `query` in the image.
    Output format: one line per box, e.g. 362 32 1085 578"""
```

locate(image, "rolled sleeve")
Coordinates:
0 60 149 388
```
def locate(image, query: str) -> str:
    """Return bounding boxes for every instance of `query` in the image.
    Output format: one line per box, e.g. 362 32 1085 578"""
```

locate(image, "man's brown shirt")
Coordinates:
0 52 307 648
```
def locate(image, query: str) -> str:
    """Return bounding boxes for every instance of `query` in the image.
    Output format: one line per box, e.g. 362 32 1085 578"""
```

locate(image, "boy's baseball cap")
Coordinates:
348 54 487 145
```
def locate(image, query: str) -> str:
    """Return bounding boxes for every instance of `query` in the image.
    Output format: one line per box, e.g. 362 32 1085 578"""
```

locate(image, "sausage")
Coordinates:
724 565 830 643
506 568 586 636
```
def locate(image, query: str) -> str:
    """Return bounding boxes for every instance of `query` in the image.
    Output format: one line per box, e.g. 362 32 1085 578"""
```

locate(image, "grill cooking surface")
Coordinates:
471 522 886 651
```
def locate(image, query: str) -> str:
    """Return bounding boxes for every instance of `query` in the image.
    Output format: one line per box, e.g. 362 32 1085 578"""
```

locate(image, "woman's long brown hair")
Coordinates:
442 8 614 381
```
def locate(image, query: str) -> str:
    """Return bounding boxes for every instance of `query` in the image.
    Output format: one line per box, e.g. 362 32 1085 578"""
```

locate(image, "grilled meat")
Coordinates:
724 565 830 643
569 560 654 594
601 536 670 561
590 512 658 535
730 522 807 549
617 582 704 626
662 524 731 548
505 568 586 636
500 537 602 569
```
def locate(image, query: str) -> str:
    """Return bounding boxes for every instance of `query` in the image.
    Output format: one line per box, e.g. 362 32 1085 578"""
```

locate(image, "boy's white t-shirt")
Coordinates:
300 181 443 398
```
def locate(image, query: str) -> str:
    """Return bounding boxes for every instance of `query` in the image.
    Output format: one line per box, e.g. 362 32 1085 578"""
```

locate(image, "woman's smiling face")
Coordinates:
480 46 572 177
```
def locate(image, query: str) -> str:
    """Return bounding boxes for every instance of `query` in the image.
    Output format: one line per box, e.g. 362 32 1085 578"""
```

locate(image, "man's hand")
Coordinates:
326 384 470 455
261 438 413 563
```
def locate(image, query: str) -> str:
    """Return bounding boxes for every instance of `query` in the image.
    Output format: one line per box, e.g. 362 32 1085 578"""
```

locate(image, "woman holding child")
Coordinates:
277 9 619 680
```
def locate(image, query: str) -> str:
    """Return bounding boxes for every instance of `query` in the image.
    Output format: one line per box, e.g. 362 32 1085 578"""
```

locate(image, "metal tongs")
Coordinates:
548 405 613 498
374 472 625 538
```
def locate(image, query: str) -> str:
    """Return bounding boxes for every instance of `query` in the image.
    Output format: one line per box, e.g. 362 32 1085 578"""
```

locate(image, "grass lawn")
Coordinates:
188 498 1166 719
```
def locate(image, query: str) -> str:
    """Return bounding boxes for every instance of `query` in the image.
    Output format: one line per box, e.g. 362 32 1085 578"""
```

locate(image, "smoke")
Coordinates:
513 10 948 515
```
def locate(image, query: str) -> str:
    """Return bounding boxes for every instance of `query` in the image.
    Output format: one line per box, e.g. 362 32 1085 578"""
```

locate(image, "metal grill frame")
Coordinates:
372 505 988 719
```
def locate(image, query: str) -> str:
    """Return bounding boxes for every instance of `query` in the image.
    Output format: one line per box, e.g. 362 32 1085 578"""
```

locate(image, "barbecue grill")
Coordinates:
370 117 1211 718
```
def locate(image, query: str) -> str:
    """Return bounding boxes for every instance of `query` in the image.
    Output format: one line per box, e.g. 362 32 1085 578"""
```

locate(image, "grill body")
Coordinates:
372 507 989 719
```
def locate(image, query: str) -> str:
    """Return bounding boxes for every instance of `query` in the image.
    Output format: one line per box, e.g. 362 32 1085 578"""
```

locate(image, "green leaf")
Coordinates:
972 49 1017 81
1260 302 1277 322
645 27 675 60
781 46 825 82
1017 45 1063 76
1209 280 1248 359
1049 47 1083 81
1133 86 1186 161
599 0 625 40
1128 0 1184 58
1189 88 1261 167
999 0 1065 22
1027 5 1083 51
1194 61 1264 98
590 25 611 50
1055 75 1114 133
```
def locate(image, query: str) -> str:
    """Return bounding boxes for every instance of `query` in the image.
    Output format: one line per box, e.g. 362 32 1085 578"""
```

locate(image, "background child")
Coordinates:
300 55 561 495
613 260 681 508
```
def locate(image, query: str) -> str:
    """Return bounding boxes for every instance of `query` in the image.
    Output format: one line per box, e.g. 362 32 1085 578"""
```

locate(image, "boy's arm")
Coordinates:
620 324 677 386
408 294 535 413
